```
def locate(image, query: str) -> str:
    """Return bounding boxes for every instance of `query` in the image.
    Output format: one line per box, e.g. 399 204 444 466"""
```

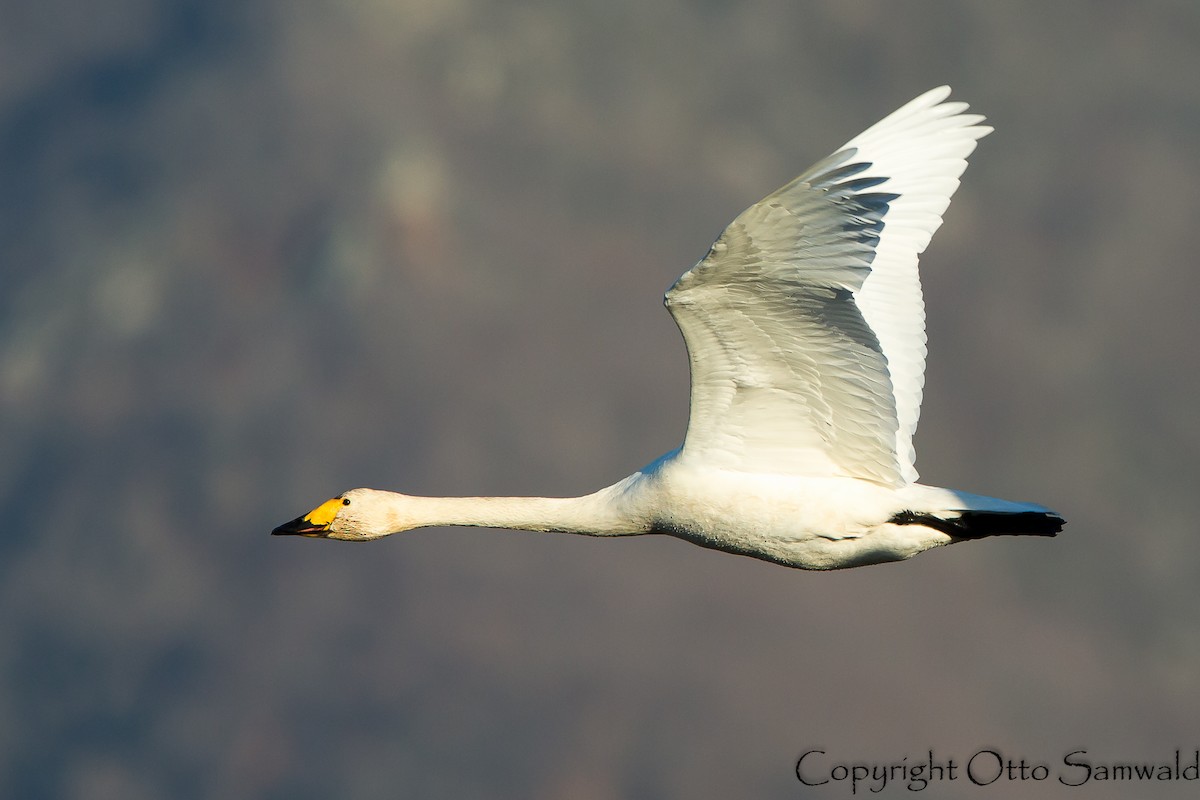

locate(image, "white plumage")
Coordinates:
274 87 1063 570
668 86 986 486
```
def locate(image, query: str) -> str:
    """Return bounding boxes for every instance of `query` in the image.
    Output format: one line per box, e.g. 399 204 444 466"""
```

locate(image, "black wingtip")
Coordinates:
890 509 1065 540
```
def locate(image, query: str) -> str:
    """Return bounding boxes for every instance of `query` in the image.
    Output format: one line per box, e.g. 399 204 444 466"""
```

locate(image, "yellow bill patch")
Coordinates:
304 497 344 528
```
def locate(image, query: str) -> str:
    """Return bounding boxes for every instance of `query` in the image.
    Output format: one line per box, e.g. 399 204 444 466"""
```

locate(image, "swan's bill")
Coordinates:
271 496 343 537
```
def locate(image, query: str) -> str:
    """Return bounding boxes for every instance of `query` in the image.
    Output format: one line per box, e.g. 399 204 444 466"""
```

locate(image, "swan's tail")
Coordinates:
890 508 1065 540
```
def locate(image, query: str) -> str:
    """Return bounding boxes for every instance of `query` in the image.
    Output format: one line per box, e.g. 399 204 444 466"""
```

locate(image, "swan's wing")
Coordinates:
665 87 990 485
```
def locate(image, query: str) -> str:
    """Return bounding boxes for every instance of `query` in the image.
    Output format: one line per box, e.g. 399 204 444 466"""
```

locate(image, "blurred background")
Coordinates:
3 1 1199 797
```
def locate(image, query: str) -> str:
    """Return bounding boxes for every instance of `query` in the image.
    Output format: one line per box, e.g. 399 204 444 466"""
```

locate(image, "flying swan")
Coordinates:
273 86 1064 570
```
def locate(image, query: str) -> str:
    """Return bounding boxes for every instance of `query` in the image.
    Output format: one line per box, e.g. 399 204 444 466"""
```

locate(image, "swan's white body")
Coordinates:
274 87 1063 570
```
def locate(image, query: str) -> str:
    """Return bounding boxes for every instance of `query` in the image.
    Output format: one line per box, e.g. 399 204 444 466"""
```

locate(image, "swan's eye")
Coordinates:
342 497 351 505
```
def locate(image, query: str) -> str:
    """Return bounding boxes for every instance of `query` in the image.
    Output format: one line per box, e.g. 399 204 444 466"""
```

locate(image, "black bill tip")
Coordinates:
271 515 329 537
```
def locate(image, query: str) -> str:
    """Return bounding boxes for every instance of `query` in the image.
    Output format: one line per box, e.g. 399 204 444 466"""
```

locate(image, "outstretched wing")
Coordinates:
665 86 990 485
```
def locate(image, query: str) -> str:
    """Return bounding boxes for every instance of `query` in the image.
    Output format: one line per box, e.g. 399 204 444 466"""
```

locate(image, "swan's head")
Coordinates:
271 488 407 541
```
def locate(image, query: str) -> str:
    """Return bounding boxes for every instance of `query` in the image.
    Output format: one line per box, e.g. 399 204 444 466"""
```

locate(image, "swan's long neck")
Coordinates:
379 484 648 537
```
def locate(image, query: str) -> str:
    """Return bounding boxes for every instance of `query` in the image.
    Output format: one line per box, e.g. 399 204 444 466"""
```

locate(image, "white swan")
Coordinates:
273 86 1064 570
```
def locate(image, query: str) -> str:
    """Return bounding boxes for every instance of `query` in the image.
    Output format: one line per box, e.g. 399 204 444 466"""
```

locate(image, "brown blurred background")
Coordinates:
2 1 1198 798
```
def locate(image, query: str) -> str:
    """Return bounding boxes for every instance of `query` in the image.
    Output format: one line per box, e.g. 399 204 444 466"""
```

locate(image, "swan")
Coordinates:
273 86 1064 570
